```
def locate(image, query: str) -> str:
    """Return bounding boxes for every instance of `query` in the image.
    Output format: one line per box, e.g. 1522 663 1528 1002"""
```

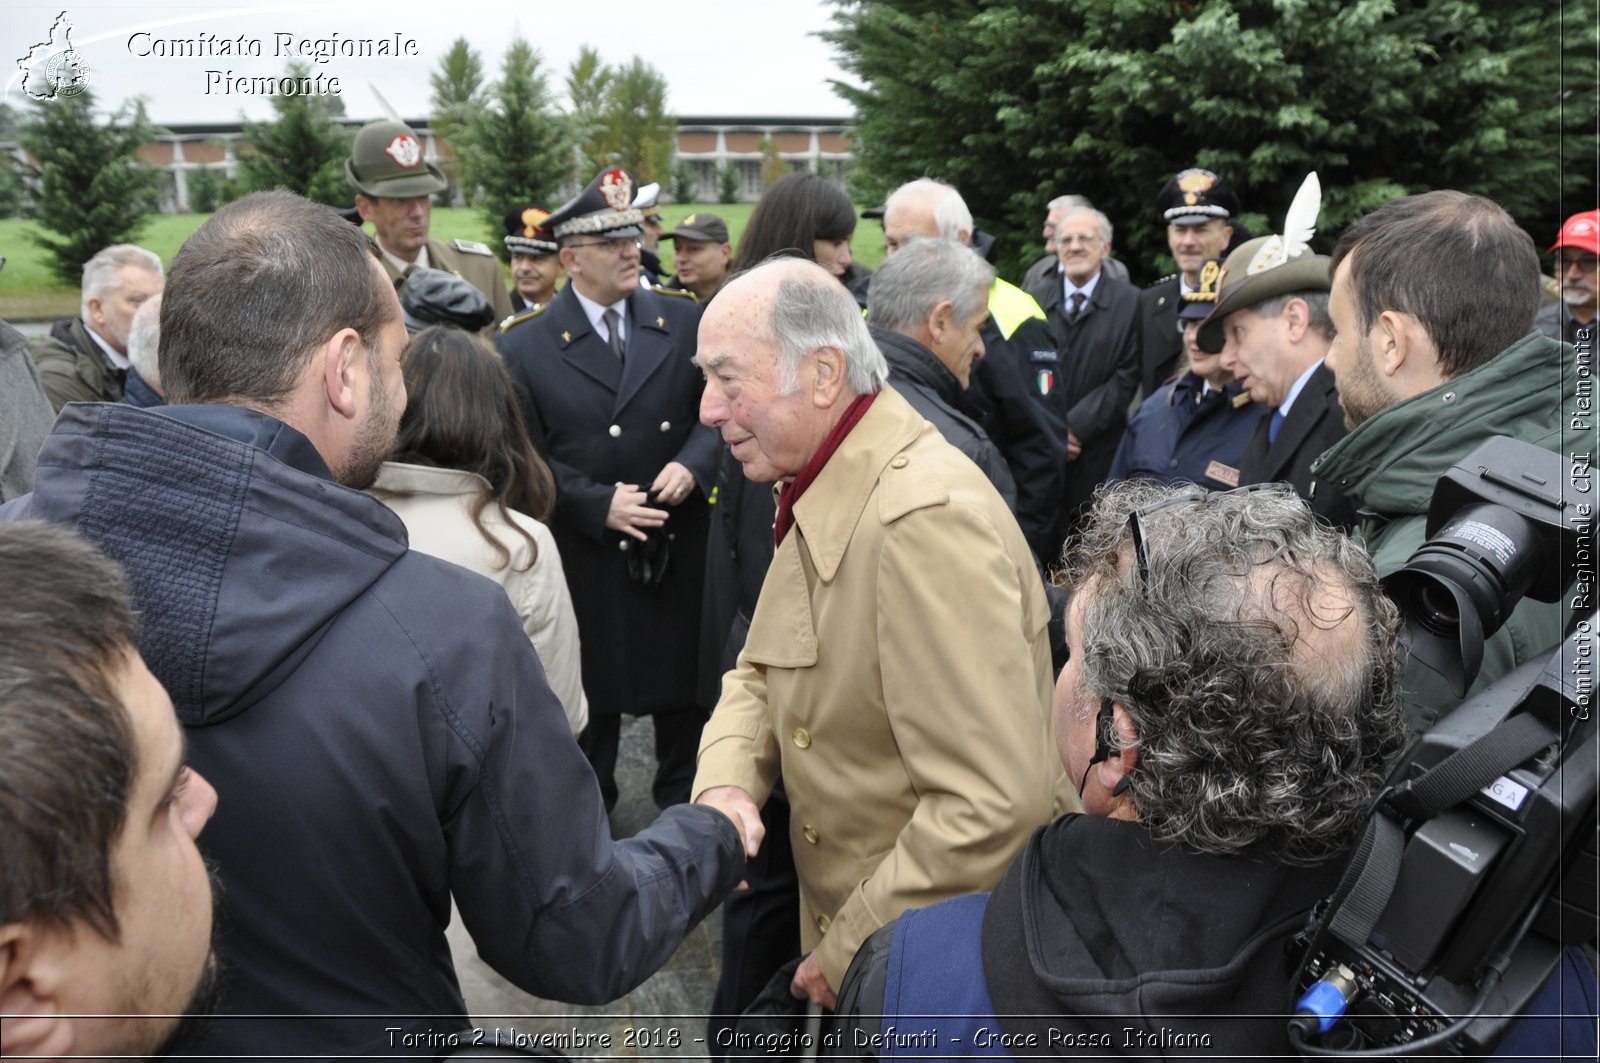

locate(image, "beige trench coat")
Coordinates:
694 386 1074 986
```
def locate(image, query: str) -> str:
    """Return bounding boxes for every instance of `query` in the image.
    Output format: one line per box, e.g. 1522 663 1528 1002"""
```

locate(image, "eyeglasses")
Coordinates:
1557 252 1599 274
567 236 641 253
1125 483 1296 586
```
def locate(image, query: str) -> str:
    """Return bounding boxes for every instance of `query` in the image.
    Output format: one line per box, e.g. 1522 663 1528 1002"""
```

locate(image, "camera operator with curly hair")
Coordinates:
829 481 1410 1059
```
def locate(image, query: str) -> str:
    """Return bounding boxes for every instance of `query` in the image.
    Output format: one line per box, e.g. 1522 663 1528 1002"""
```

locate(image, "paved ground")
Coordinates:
445 715 725 1061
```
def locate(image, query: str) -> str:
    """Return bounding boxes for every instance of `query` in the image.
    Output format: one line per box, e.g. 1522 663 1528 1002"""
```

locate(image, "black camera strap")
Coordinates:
1326 711 1558 951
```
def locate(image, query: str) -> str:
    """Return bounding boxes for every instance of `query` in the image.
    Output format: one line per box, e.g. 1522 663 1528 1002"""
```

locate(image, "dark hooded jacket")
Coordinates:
2 402 743 1060
831 815 1341 1059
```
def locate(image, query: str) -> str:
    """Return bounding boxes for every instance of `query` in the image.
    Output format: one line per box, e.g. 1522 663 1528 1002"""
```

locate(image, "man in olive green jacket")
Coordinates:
30 244 163 411
1314 190 1587 738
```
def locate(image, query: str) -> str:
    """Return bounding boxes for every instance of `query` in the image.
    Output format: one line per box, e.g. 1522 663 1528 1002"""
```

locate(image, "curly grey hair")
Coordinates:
1059 481 1407 865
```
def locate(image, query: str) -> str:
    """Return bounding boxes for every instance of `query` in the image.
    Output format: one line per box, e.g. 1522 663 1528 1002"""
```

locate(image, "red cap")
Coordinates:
1550 209 1600 254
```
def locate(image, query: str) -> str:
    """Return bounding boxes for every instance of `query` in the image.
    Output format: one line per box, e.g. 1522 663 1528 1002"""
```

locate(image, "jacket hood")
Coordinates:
982 815 1337 1044
20 403 409 726
1313 332 1573 520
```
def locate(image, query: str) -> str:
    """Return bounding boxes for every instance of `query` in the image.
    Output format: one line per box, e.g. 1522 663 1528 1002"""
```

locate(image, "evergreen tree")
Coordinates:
758 139 787 189
237 63 351 206
671 160 700 203
717 163 741 204
187 166 221 213
19 90 161 285
566 45 615 178
0 103 29 218
826 0 1597 282
428 37 485 204
601 58 676 185
467 39 570 264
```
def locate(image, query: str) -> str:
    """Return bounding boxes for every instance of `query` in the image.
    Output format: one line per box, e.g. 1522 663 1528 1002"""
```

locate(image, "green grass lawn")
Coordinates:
1 203 888 321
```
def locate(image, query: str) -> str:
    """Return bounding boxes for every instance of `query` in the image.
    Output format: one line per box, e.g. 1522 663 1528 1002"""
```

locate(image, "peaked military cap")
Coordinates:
547 167 645 240
1177 259 1224 322
633 181 664 222
1157 168 1240 225
399 268 495 333
346 119 447 199
504 204 559 256
664 212 730 244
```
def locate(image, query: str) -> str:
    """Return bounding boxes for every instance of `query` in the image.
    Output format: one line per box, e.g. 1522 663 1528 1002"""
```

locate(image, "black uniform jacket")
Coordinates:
1238 361 1357 529
497 283 720 715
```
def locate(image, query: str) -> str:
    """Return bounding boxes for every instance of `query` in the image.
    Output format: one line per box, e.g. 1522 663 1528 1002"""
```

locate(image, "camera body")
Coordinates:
1291 435 1597 1056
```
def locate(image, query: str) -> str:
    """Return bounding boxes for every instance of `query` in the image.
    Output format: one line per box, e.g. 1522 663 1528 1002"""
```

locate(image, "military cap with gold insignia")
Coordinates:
1197 173 1329 354
1177 259 1224 322
504 204 559 256
1156 167 1241 225
546 167 645 241
345 119 448 199
663 212 730 244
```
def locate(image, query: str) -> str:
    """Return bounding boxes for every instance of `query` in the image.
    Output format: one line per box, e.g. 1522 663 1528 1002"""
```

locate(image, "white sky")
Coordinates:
4 1 857 123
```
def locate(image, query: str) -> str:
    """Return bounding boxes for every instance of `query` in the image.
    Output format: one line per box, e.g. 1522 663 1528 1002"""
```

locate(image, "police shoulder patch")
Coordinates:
451 239 494 257
498 305 547 333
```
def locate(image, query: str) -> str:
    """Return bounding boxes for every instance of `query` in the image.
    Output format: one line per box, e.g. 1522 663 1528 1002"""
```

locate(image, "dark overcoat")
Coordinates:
1237 362 1357 529
1136 274 1184 399
498 283 719 715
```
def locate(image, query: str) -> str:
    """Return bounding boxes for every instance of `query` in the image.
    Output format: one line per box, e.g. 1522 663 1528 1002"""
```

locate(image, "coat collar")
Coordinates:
789 386 924 582
546 285 679 413
871 326 966 409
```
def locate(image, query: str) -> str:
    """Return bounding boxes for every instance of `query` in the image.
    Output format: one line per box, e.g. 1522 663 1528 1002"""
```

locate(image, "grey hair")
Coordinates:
1047 194 1096 214
867 237 994 337
1059 208 1114 245
886 178 974 243
80 244 163 319
125 293 163 390
1250 290 1336 342
764 261 888 395
1058 481 1407 865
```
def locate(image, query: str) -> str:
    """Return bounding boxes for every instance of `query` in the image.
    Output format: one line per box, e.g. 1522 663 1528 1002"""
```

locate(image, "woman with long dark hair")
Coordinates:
732 171 859 281
369 325 587 733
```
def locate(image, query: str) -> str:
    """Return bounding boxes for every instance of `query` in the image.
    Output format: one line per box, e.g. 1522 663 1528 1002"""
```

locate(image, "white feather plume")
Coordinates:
1246 172 1322 275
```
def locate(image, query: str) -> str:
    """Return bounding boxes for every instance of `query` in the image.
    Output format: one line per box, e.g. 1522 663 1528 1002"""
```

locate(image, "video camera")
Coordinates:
1288 436 1597 1057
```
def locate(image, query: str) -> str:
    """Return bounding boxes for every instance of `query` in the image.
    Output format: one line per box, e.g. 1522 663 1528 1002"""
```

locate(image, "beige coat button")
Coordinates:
802 825 819 845
890 456 909 468
817 913 831 934
608 424 622 438
660 420 672 432
792 727 812 749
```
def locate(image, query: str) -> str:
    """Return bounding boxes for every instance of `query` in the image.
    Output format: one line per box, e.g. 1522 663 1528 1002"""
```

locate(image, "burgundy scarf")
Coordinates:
773 391 878 547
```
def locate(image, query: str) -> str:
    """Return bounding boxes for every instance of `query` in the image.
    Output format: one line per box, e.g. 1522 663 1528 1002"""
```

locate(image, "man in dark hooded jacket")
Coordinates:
2 191 756 1061
830 482 1410 1057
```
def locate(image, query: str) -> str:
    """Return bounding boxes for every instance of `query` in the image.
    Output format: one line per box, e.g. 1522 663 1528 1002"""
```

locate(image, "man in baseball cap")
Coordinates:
662 212 732 302
1535 209 1599 349
347 118 512 327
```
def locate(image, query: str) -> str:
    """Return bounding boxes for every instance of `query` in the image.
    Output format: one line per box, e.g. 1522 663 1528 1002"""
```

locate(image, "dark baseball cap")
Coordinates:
664 212 730 244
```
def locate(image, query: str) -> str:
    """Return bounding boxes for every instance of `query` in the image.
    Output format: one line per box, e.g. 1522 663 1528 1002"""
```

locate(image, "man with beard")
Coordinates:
1536 209 1599 351
0 521 220 1061
1314 190 1583 738
2 191 752 1059
29 244 164 410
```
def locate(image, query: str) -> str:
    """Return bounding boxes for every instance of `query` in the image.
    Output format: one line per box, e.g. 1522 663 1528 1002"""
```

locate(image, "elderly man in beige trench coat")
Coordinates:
692 257 1075 1007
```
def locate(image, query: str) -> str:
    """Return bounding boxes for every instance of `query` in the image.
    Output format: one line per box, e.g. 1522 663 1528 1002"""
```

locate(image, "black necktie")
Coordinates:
603 308 625 364
1068 291 1085 322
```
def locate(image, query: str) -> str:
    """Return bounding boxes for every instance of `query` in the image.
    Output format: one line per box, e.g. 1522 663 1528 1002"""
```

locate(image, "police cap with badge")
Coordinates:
1177 259 1224 326
345 119 447 199
1157 167 1242 226
1198 173 1330 354
504 204 559 257
545 167 646 242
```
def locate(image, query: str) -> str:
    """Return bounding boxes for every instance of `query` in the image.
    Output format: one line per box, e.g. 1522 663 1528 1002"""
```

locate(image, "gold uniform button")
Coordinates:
802 825 819 845
608 424 622 438
890 456 909 469
792 727 811 749
817 914 831 934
